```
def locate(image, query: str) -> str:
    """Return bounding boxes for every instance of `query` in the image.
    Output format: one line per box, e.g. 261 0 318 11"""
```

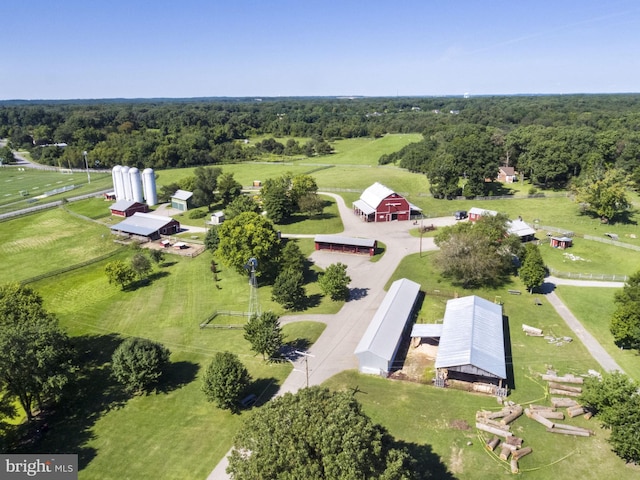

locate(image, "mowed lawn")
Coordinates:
0 208 122 283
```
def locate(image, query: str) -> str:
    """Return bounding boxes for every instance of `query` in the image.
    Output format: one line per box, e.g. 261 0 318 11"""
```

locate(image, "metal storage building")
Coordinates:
110 212 180 241
435 295 506 382
355 278 421 376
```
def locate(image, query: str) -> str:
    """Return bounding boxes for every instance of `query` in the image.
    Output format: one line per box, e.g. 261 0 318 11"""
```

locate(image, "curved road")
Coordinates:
207 194 624 479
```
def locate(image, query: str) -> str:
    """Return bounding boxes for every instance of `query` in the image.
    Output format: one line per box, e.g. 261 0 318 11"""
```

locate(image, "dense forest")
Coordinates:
1 95 639 197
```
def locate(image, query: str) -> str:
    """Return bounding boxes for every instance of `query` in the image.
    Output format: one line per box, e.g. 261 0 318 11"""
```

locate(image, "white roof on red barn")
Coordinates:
110 200 143 211
469 207 498 217
314 235 376 248
359 182 398 209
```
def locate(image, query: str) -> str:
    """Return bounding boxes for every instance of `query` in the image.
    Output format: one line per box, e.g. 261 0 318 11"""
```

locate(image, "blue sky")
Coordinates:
2 0 639 99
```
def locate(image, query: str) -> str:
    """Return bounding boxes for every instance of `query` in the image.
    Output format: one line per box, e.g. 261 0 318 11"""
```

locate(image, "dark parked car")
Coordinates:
454 210 468 220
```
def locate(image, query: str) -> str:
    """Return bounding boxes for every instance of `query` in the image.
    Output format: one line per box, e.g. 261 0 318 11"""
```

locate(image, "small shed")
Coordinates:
468 207 498 222
109 199 149 217
314 234 377 256
210 211 225 225
550 236 573 249
171 189 194 211
507 219 536 242
355 278 421 376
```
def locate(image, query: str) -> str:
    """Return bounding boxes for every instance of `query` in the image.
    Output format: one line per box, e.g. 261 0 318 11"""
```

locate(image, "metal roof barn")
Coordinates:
355 278 421 376
435 295 506 380
110 212 180 240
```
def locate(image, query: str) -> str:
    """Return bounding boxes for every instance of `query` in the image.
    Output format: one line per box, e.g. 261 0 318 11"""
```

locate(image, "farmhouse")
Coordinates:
109 199 149 217
352 182 421 222
314 234 377 256
355 278 421 376
171 189 194 211
497 166 518 183
435 295 506 384
111 212 180 241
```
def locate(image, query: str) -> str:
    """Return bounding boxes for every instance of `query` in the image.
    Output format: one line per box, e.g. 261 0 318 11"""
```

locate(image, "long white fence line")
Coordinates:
546 268 628 282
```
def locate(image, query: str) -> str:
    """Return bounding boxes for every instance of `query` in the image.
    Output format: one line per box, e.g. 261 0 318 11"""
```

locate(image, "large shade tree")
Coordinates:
243 311 284 360
216 211 282 279
202 352 251 412
610 271 640 351
111 337 171 394
0 283 76 420
227 387 425 479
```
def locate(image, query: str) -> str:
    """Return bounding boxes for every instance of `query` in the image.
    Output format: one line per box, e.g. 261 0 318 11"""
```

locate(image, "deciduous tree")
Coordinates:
573 168 631 223
217 212 281 279
131 253 152 279
111 337 170 394
610 271 640 350
105 260 136 290
243 311 284 360
272 269 306 310
201 352 251 412
217 172 243 206
0 283 75 420
227 387 422 479
318 263 351 301
225 194 261 220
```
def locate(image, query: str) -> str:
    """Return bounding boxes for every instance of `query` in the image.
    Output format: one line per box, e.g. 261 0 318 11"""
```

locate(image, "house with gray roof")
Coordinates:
355 278 421 376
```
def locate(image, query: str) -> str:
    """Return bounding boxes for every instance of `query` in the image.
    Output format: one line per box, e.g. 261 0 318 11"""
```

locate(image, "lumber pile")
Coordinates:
541 373 584 384
478 405 531 473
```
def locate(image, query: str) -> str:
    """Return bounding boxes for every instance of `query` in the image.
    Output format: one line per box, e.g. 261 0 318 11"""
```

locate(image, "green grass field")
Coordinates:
2 135 639 479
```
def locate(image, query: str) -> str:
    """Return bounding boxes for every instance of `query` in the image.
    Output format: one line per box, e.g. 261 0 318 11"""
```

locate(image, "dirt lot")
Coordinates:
390 340 438 383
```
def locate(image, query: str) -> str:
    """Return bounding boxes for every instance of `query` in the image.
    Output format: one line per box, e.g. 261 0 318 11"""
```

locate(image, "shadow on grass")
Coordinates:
10 334 129 470
503 315 516 390
395 439 457 480
157 361 200 394
126 271 170 291
249 377 281 407
303 293 323 309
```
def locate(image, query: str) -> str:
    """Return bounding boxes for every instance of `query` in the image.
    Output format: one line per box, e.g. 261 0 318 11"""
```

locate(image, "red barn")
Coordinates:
353 183 419 222
109 200 149 217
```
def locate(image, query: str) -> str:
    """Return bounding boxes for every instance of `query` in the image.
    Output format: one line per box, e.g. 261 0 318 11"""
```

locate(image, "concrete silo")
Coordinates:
129 167 144 203
142 168 158 206
121 166 132 201
112 165 125 200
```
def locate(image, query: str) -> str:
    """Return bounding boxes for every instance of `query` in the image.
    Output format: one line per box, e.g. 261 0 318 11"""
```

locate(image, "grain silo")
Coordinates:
142 168 158 206
112 165 125 200
129 167 144 203
121 166 132 200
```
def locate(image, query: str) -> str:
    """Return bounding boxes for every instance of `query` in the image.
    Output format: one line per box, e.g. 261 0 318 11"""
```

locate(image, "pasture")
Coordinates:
2 134 639 479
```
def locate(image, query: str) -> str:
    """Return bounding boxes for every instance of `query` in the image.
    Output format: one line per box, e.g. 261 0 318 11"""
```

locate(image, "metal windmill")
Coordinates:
244 257 261 317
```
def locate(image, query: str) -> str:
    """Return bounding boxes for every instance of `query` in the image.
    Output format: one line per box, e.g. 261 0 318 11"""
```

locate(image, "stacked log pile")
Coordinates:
478 404 530 473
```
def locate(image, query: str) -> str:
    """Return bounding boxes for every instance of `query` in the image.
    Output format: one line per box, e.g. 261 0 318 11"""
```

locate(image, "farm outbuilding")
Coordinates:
497 166 518 183
111 212 180 241
550 236 573 249
507 219 536 242
209 211 225 225
109 199 149 217
314 234 377 256
171 189 194 211
352 182 421 222
435 295 506 384
355 278 421 376
468 207 498 222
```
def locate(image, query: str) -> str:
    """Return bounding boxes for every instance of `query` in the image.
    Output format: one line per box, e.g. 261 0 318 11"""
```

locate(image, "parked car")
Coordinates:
454 210 468 220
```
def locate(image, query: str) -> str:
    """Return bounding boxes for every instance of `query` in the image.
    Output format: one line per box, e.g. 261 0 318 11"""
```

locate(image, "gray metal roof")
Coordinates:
314 234 376 248
410 324 443 338
172 189 193 201
355 278 421 360
110 199 141 211
507 219 536 237
435 295 506 379
110 212 177 237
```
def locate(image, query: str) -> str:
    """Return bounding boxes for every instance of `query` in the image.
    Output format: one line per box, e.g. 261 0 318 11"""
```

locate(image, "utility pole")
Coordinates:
295 350 314 388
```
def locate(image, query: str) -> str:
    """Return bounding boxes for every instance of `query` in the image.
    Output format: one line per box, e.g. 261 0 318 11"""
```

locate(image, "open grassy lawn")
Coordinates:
0 167 112 213
0 207 122 283
539 238 640 277
327 134 423 165
325 371 637 480
555 286 640 383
